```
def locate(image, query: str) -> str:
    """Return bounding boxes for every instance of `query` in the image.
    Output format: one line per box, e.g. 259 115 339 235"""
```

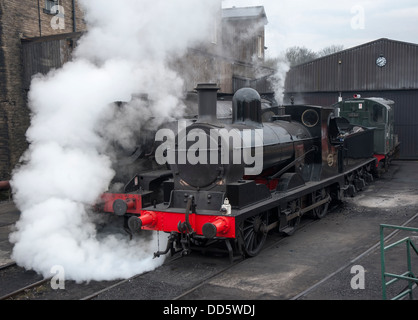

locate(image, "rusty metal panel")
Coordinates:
21 33 81 90
22 40 62 90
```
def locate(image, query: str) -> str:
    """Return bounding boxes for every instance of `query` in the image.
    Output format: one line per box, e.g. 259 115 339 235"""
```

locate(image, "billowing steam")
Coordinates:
9 0 219 282
269 57 290 105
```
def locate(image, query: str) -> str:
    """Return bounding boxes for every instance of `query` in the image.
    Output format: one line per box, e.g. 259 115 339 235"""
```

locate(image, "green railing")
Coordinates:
380 224 418 300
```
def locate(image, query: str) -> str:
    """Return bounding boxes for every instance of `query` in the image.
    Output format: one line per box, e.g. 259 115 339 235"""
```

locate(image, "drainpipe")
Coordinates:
37 0 42 36
72 0 76 32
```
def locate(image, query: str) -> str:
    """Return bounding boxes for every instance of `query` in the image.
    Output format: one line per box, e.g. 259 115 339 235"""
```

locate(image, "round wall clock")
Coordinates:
376 56 387 67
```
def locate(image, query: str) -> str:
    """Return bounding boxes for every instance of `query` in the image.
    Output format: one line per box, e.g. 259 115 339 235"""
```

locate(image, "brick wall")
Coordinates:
0 0 86 180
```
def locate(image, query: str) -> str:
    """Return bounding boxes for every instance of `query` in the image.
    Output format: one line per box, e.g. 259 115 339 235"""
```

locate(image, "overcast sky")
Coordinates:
221 0 418 58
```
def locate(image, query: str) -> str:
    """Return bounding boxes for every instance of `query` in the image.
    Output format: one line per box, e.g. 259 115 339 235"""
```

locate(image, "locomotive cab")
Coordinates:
334 97 400 166
285 105 375 178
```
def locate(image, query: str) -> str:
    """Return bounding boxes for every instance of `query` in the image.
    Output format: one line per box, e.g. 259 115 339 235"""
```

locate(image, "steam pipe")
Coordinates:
270 146 317 180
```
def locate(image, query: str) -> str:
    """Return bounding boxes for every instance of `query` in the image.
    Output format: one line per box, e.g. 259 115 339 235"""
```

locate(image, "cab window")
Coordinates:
372 104 384 123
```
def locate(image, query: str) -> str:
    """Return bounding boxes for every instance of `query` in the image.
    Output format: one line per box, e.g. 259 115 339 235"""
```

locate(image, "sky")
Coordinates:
221 0 418 58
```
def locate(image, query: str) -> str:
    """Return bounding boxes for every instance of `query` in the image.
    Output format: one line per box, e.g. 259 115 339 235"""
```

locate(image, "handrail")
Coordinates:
380 224 418 300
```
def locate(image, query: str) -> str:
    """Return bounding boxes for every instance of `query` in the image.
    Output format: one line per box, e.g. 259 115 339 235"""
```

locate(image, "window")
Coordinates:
257 36 263 58
372 104 384 123
45 0 59 13
301 109 319 127
210 22 217 45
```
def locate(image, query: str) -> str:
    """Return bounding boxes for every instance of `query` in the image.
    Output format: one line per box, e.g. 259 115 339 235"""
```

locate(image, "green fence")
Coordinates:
380 224 418 300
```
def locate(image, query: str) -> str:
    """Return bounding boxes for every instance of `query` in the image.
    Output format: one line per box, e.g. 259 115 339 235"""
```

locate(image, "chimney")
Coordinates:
195 83 219 122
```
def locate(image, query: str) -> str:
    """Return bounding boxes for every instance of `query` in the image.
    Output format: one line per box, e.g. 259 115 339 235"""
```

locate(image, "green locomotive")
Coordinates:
334 96 400 175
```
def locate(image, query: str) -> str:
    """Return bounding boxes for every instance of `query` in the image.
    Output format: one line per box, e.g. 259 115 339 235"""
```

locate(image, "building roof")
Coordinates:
285 38 418 93
222 6 268 24
294 38 418 68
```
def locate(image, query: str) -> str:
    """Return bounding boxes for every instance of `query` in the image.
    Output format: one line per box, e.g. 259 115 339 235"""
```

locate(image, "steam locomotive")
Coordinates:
99 84 397 260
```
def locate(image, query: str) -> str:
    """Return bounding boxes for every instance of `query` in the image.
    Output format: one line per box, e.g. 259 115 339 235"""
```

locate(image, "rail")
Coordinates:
380 224 418 300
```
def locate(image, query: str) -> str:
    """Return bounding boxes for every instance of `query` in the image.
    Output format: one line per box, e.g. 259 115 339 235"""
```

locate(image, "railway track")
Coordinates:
1 165 418 301
0 262 49 300
2 210 417 300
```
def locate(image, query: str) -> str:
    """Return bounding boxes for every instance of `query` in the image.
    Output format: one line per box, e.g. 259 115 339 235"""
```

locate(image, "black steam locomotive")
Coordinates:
100 84 394 260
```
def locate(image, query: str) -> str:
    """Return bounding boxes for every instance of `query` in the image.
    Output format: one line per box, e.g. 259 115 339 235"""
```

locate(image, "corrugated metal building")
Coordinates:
284 38 418 159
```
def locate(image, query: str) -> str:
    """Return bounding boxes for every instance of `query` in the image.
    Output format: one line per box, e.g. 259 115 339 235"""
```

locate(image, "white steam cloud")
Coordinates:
270 57 290 105
9 0 219 282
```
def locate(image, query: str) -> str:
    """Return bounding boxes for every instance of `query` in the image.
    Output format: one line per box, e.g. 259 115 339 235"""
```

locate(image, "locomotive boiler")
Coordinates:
167 84 315 191
100 83 383 260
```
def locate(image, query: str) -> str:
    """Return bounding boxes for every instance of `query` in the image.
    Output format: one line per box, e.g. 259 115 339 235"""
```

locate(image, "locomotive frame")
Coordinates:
99 84 393 261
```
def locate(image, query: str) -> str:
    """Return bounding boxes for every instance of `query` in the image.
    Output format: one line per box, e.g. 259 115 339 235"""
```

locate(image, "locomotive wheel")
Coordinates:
311 188 330 219
240 212 268 257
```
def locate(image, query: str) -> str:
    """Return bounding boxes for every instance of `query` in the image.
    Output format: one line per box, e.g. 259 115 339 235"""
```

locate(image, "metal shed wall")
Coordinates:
285 39 418 93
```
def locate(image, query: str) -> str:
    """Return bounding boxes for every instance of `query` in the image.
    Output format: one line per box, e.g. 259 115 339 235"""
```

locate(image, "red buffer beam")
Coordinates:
128 210 236 239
